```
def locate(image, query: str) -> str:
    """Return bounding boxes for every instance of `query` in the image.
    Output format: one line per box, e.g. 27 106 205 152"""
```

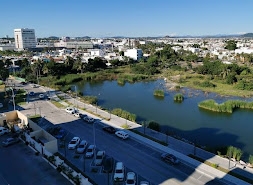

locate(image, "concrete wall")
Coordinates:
0 113 7 127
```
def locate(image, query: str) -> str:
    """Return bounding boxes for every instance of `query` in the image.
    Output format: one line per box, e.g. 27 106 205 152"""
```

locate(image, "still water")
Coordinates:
73 80 253 156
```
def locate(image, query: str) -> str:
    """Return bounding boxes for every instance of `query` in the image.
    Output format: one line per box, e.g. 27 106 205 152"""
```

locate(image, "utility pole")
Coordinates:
10 88 15 111
34 103 36 115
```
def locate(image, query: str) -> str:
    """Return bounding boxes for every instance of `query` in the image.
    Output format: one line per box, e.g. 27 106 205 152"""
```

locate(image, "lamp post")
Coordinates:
71 85 78 108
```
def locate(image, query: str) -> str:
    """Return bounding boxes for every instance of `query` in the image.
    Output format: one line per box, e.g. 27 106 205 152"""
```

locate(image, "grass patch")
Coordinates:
121 124 130 129
130 129 167 146
198 99 253 113
153 89 165 97
29 115 42 123
117 78 126 86
188 154 253 184
174 93 184 102
51 100 65 108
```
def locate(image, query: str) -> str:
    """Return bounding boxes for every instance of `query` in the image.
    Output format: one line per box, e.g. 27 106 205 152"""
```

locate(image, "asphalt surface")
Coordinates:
0 134 71 185
11 80 227 185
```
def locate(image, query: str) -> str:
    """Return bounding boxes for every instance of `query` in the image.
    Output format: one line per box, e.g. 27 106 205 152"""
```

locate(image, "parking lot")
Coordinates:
0 133 71 185
37 114 151 185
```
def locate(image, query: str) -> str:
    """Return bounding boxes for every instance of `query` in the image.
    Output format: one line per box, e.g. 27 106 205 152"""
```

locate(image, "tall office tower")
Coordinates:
14 28 36 50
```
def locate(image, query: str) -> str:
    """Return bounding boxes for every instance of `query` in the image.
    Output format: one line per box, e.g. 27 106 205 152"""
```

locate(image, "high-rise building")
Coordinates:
14 28 36 50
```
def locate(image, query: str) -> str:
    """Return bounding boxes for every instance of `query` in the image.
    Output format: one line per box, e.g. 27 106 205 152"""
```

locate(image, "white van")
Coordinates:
115 131 129 140
0 127 9 136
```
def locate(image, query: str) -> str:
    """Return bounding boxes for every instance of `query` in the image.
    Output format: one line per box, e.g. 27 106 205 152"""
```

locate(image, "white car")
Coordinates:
68 137 80 149
0 103 3 108
85 145 96 158
126 172 136 185
115 131 129 140
65 107 77 114
114 162 124 182
39 94 44 99
76 140 88 153
0 127 9 136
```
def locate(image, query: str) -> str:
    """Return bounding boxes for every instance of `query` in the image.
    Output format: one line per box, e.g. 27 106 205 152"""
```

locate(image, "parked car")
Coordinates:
55 129 66 139
74 112 82 118
126 172 136 185
85 145 96 158
2 137 19 147
0 127 9 136
39 94 44 99
29 91 35 96
31 84 39 88
94 151 105 166
76 140 88 153
115 131 129 140
0 103 3 108
161 153 180 165
87 117 94 123
140 181 149 185
20 82 27 85
65 107 78 114
103 126 116 134
68 137 80 149
114 162 124 182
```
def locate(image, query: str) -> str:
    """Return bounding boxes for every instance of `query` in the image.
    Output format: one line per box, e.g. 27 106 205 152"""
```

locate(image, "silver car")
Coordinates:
94 151 105 166
85 145 95 158
76 140 87 153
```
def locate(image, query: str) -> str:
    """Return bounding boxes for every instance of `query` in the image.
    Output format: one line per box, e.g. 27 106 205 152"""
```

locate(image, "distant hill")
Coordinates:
241 33 253 37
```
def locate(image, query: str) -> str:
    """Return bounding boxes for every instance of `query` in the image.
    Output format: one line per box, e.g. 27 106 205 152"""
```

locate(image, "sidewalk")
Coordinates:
40 85 252 185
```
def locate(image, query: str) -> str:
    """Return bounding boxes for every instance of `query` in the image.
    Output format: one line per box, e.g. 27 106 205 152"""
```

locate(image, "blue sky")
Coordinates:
1 0 253 37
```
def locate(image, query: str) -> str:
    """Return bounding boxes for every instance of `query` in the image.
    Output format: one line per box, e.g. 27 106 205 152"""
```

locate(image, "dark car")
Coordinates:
55 129 66 139
20 82 27 85
161 153 180 165
103 126 116 134
2 137 20 147
29 91 35 96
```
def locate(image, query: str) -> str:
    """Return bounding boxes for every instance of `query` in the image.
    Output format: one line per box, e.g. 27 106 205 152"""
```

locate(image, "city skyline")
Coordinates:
1 0 253 38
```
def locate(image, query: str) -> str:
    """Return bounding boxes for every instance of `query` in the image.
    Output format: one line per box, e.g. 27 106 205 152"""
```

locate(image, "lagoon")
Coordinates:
73 80 253 158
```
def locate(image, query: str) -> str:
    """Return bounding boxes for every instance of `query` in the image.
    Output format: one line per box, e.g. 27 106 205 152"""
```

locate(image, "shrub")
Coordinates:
153 90 164 97
148 121 160 132
111 108 136 122
249 155 253 165
174 93 184 102
226 146 243 161
80 96 98 105
199 81 216 88
117 78 125 86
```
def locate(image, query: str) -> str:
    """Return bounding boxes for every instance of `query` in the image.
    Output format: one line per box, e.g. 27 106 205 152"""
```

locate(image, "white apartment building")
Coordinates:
90 49 104 57
124 48 143 61
14 28 36 50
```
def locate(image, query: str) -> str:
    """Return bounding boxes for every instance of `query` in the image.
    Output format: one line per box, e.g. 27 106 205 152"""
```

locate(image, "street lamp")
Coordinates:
71 85 78 108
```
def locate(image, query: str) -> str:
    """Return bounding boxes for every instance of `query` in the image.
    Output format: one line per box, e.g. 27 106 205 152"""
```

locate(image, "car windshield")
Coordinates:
127 180 134 184
116 169 122 173
79 145 84 148
96 155 102 159
70 141 76 144
87 149 93 152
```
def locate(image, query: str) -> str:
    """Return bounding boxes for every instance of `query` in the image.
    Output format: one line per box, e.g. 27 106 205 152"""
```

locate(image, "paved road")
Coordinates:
16 82 227 185
0 134 71 185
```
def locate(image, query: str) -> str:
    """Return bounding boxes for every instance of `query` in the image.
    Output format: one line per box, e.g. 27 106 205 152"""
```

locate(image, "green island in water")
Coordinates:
198 99 253 113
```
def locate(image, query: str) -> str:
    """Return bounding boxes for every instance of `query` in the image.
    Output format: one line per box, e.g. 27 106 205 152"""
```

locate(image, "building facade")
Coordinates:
124 48 143 60
14 28 36 50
